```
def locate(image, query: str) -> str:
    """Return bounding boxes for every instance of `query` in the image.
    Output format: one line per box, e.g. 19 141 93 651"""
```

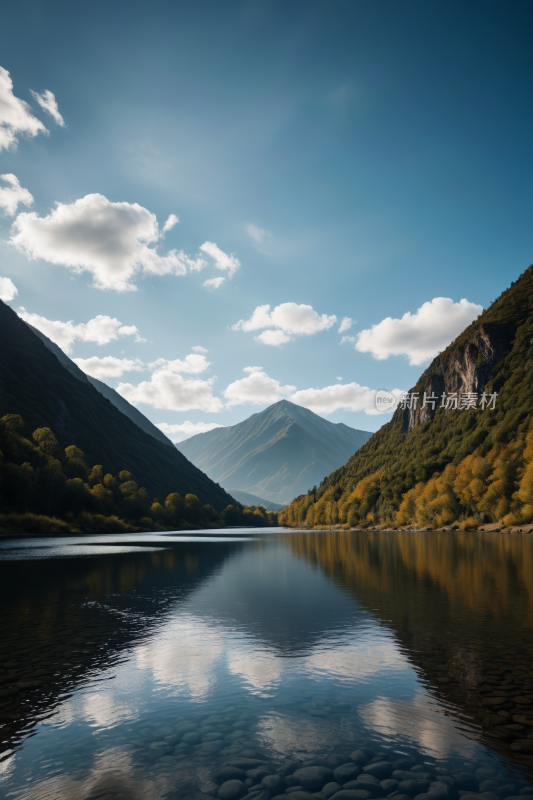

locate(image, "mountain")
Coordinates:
0 300 235 509
225 489 285 511
281 263 533 530
177 400 373 504
26 324 172 447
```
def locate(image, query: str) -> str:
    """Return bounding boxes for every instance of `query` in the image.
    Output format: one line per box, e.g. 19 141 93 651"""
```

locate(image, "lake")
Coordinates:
0 529 532 800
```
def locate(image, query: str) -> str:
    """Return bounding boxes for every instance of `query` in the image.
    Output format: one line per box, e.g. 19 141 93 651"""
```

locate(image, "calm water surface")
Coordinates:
0 529 532 800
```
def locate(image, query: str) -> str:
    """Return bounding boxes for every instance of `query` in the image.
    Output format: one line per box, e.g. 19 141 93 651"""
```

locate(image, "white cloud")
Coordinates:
0 174 33 216
0 276 17 302
255 329 291 346
0 66 48 151
17 308 144 354
289 383 404 416
203 276 225 289
117 370 223 412
224 366 296 407
355 297 483 366
162 213 179 232
233 304 271 331
148 353 210 374
340 335 355 345
246 223 270 244
233 303 337 345
200 241 240 277
29 89 64 126
156 420 225 443
73 355 145 379
338 316 353 334
10 193 205 292
118 324 146 342
191 345 207 353
337 376 342 381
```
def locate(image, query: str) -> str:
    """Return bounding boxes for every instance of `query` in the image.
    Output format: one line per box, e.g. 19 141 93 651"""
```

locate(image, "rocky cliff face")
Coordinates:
400 321 516 436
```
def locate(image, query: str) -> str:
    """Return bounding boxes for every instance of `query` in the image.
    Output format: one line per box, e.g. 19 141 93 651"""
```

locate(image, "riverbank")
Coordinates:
287 524 533 535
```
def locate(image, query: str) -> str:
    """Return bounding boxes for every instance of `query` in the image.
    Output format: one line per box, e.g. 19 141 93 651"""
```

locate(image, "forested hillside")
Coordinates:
280 264 533 531
0 300 233 508
0 413 279 533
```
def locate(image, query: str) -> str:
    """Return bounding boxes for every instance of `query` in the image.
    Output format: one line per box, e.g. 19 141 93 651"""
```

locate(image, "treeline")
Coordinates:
0 414 279 533
279 425 533 531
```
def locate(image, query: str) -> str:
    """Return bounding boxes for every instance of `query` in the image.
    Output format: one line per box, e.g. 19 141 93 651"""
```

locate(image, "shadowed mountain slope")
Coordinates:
225 489 285 511
177 400 372 504
26 323 172 447
0 301 234 509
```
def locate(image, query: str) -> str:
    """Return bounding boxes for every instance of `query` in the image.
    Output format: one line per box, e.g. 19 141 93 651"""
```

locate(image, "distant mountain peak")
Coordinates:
178 400 372 504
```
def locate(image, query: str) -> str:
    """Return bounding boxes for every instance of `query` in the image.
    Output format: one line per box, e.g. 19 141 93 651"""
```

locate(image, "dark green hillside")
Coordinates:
0 300 234 510
281 263 533 529
27 322 174 447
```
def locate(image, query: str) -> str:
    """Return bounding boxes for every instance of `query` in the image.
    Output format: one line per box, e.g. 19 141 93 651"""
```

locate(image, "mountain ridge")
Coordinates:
0 300 235 509
178 400 372 504
26 323 173 447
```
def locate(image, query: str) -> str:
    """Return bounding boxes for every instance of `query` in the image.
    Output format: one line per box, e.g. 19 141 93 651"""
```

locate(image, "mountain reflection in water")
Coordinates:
0 529 532 800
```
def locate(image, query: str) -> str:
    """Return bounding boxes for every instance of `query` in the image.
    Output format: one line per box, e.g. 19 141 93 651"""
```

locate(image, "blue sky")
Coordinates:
0 1 531 440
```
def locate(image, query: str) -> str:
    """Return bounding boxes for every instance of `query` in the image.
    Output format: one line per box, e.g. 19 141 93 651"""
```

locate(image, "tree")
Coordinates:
65 446 88 479
165 492 184 523
32 428 60 458
88 464 104 486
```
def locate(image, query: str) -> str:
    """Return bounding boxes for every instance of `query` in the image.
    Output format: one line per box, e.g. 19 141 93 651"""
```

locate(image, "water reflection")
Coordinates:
0 529 532 800
287 530 533 769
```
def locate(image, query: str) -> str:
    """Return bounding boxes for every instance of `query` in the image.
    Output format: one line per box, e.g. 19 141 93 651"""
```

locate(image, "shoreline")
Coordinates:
284 525 533 535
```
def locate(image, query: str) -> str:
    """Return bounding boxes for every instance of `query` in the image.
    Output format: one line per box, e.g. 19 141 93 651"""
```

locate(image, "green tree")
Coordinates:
32 428 60 458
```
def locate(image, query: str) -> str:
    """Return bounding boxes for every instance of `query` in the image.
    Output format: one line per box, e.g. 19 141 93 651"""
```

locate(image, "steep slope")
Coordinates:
0 301 235 509
26 324 172 447
177 400 372 504
281 263 533 528
225 489 285 511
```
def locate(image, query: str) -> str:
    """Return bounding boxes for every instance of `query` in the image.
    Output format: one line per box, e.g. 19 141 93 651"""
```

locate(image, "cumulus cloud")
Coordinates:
255 329 291 346
117 370 223 413
223 366 296 407
0 66 48 151
289 383 404 416
10 193 206 291
156 420 225 443
0 276 17 302
233 303 337 347
117 324 146 341
29 89 64 126
148 354 210 374
340 335 355 345
17 308 144 354
246 223 270 244
203 276 225 289
0 174 33 216
338 316 353 334
73 355 145 379
200 241 240 278
162 213 179 232
191 345 207 353
355 297 483 365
